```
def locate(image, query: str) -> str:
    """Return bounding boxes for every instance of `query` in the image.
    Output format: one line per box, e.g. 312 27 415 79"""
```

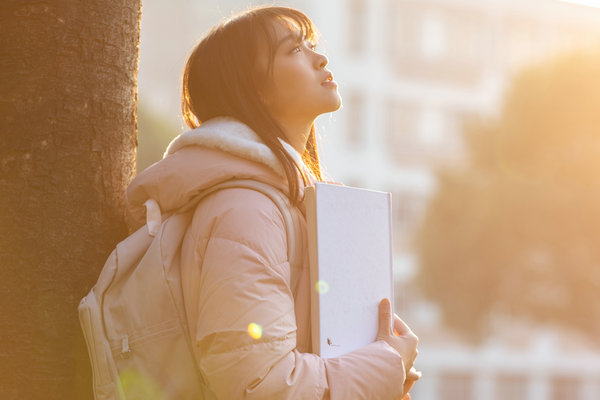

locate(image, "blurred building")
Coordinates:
310 0 600 265
303 0 600 399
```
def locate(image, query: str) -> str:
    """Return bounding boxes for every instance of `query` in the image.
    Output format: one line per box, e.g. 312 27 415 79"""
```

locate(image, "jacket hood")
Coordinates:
126 117 314 229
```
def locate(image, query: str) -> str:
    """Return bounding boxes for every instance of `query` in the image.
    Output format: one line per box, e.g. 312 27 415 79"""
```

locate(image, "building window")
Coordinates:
418 106 445 146
386 99 421 162
343 91 365 148
391 189 426 253
494 374 527 399
392 190 424 237
347 0 367 54
394 279 417 321
387 2 485 86
387 99 464 164
387 0 405 60
420 12 447 60
438 372 475 400
551 376 580 400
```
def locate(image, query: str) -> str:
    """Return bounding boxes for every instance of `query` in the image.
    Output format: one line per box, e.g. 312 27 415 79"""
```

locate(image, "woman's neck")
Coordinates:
279 118 313 154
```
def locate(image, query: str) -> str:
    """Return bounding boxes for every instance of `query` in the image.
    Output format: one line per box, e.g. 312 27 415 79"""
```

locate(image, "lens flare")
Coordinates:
119 369 163 400
315 280 329 294
248 322 262 339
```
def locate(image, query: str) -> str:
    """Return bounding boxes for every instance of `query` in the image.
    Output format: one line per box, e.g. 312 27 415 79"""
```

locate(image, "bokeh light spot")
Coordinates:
315 280 329 294
248 322 262 339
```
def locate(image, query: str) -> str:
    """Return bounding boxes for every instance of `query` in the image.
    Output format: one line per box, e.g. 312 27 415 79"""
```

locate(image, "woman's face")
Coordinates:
258 21 342 125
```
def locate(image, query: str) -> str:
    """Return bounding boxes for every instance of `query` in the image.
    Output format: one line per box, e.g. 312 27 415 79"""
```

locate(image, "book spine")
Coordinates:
305 185 321 356
387 192 395 317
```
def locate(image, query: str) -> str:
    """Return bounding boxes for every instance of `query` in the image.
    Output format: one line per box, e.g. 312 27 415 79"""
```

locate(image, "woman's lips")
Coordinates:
322 72 337 87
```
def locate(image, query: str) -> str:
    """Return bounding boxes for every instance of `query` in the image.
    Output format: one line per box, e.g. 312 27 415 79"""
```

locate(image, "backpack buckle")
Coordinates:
120 335 131 359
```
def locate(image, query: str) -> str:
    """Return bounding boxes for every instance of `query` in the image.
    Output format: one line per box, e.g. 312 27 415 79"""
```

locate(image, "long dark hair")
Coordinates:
181 6 323 205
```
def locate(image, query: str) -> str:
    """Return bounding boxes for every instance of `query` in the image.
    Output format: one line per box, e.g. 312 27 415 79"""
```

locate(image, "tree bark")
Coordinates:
0 1 141 398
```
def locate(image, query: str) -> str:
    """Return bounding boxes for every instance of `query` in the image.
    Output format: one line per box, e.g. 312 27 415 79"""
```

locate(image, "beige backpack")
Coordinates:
79 179 301 400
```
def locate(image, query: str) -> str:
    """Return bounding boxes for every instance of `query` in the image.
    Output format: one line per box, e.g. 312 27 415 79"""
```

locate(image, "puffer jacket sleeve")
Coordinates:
184 189 405 400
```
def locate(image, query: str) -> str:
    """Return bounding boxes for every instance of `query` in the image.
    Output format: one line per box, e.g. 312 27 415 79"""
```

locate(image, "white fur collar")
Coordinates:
164 117 314 181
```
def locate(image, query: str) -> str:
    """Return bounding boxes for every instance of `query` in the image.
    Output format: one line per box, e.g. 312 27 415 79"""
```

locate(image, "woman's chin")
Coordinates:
324 93 343 113
330 96 343 113
310 93 343 118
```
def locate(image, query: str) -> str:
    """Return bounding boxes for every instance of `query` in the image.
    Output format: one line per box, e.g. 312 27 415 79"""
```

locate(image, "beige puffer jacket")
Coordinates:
125 117 405 399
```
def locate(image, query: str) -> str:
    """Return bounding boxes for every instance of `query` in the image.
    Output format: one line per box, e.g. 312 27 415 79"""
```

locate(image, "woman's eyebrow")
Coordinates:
277 32 302 47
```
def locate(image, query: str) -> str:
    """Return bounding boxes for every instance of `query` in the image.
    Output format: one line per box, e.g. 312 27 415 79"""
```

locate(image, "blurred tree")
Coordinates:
416 52 600 342
0 1 140 398
137 102 180 172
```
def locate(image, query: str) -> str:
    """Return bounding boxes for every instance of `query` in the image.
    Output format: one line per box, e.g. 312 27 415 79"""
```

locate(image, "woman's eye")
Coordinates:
290 41 318 54
304 40 317 51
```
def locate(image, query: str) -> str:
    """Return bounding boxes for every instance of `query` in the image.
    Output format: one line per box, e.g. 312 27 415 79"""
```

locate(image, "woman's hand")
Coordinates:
399 368 421 400
376 298 420 398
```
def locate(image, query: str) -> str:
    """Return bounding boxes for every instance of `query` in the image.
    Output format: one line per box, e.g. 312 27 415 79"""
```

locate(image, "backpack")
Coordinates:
78 179 301 400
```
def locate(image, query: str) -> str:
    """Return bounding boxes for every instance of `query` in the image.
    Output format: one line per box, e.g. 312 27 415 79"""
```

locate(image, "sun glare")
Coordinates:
560 0 600 8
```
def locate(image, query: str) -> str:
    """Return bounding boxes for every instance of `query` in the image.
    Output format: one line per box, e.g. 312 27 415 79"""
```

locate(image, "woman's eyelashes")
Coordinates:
291 40 318 54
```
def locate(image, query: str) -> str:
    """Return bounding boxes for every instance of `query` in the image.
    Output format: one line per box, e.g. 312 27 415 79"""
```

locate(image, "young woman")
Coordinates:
127 6 419 399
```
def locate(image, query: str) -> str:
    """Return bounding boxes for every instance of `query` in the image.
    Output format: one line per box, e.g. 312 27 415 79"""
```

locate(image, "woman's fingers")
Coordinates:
377 298 393 337
406 368 421 381
393 313 413 337
402 381 414 400
376 298 420 399
400 368 421 400
391 313 419 372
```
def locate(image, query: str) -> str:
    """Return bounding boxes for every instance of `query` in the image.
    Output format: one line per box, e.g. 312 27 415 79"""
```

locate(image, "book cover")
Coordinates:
305 182 394 359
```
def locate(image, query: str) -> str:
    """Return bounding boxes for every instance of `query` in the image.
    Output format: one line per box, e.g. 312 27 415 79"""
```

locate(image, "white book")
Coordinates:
305 182 394 359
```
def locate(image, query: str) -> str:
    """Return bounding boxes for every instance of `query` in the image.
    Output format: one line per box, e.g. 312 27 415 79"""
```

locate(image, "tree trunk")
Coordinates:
0 1 141 398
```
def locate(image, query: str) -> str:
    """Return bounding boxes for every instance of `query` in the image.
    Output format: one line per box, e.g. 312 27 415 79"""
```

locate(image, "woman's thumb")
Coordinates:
378 298 393 336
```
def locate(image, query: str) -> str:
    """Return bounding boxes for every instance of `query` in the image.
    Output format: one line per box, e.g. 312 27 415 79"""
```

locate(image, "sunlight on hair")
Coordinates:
120 369 164 400
248 322 263 340
315 280 329 294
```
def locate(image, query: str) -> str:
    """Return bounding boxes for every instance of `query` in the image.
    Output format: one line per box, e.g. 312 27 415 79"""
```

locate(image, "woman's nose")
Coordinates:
314 52 328 69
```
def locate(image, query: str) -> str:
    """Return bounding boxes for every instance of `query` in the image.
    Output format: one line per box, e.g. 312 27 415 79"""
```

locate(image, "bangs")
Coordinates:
274 9 319 44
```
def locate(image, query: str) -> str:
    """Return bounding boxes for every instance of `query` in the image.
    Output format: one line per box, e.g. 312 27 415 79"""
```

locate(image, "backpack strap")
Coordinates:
180 179 302 271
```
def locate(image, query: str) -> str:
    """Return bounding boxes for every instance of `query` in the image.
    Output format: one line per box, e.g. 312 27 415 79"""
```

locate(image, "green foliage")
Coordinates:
416 51 600 342
137 103 181 173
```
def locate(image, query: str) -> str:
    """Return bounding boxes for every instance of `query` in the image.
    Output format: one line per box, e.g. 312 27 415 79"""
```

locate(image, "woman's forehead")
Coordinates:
271 19 303 43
